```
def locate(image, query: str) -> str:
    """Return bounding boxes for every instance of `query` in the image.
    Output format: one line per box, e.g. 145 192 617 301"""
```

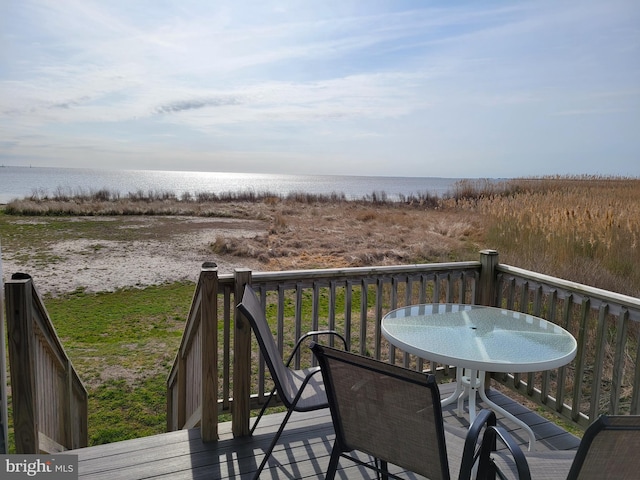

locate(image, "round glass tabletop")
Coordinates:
381 303 577 372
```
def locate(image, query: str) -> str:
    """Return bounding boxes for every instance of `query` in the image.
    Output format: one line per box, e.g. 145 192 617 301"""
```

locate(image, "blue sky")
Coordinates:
1 0 638 178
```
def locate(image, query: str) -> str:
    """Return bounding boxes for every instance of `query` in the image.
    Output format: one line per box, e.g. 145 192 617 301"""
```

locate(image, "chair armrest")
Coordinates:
286 330 348 366
476 425 531 480
459 409 497 479
459 409 530 479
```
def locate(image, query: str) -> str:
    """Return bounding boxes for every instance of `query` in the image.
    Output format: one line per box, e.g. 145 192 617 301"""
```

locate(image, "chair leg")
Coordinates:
325 446 341 480
373 458 384 480
380 459 389 480
253 406 295 480
250 386 277 435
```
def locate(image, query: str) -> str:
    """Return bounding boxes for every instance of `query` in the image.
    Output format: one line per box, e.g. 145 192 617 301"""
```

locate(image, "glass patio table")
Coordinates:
381 303 577 450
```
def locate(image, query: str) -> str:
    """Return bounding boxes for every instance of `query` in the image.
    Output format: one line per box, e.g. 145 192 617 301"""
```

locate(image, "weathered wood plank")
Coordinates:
0 241 7 455
6 278 39 453
232 269 252 437
200 264 219 442
6 277 89 453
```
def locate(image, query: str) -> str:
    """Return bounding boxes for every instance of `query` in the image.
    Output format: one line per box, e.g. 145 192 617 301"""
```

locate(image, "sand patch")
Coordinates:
1 216 266 296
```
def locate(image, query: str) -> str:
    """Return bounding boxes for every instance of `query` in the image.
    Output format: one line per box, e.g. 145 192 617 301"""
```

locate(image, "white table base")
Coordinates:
441 369 536 450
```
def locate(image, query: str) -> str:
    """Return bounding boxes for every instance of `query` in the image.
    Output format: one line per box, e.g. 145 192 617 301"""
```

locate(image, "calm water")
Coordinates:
0 166 464 204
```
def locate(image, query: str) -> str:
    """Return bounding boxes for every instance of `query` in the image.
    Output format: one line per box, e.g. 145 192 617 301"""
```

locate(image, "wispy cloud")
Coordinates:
155 96 244 114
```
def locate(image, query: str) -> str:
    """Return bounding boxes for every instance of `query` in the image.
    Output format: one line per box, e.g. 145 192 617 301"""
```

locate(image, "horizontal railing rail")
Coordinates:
4 275 88 453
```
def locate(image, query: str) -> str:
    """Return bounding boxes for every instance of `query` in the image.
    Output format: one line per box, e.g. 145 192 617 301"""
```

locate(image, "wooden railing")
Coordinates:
167 250 640 441
0 243 8 454
167 254 489 439
6 249 637 450
4 274 88 453
166 263 221 442
492 263 640 429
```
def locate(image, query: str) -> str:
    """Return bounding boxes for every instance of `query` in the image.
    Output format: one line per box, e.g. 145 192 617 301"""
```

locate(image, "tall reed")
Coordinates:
447 177 640 296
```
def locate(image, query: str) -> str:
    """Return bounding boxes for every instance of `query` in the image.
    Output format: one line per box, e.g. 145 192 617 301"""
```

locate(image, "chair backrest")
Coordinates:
311 343 451 480
568 415 640 480
237 284 297 404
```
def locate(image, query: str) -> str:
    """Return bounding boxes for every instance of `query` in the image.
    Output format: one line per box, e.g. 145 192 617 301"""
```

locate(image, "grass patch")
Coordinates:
89 377 167 445
0 215 188 253
42 282 194 444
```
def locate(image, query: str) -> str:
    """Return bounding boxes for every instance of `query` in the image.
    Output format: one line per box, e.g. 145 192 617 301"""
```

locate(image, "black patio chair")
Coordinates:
481 413 640 479
237 284 348 479
311 342 527 480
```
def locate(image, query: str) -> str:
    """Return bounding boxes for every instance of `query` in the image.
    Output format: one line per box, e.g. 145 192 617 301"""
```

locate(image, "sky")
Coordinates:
1 0 639 178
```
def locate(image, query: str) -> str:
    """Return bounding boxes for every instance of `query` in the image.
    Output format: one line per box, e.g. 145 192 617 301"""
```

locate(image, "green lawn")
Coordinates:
43 282 194 445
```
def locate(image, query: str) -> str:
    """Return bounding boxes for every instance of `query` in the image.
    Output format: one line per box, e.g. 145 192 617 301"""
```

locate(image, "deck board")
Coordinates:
65 385 581 479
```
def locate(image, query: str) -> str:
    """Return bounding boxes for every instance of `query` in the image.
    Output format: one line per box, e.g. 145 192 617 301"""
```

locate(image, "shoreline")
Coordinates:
0 166 466 205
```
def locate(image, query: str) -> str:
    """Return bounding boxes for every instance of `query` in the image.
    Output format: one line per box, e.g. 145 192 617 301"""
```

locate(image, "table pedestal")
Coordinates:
441 369 536 450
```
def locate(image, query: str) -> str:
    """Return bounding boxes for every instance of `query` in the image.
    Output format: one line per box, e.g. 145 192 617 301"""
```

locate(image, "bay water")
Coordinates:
0 166 464 204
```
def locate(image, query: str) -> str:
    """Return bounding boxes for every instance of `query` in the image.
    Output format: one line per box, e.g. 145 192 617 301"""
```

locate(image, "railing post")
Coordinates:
71 369 88 449
5 276 39 454
233 269 252 437
64 360 73 449
478 250 499 306
175 349 186 431
0 241 8 454
167 347 187 432
200 262 219 442
478 250 499 394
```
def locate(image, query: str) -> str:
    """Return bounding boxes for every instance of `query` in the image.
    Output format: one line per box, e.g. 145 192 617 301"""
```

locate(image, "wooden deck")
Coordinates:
66 384 581 479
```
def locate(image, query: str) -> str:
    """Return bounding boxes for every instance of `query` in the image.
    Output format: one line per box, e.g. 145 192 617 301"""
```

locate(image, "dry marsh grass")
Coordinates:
447 176 640 296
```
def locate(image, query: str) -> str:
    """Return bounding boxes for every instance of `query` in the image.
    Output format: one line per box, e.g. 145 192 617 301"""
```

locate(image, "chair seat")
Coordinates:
491 449 576 479
286 366 328 411
475 414 640 479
